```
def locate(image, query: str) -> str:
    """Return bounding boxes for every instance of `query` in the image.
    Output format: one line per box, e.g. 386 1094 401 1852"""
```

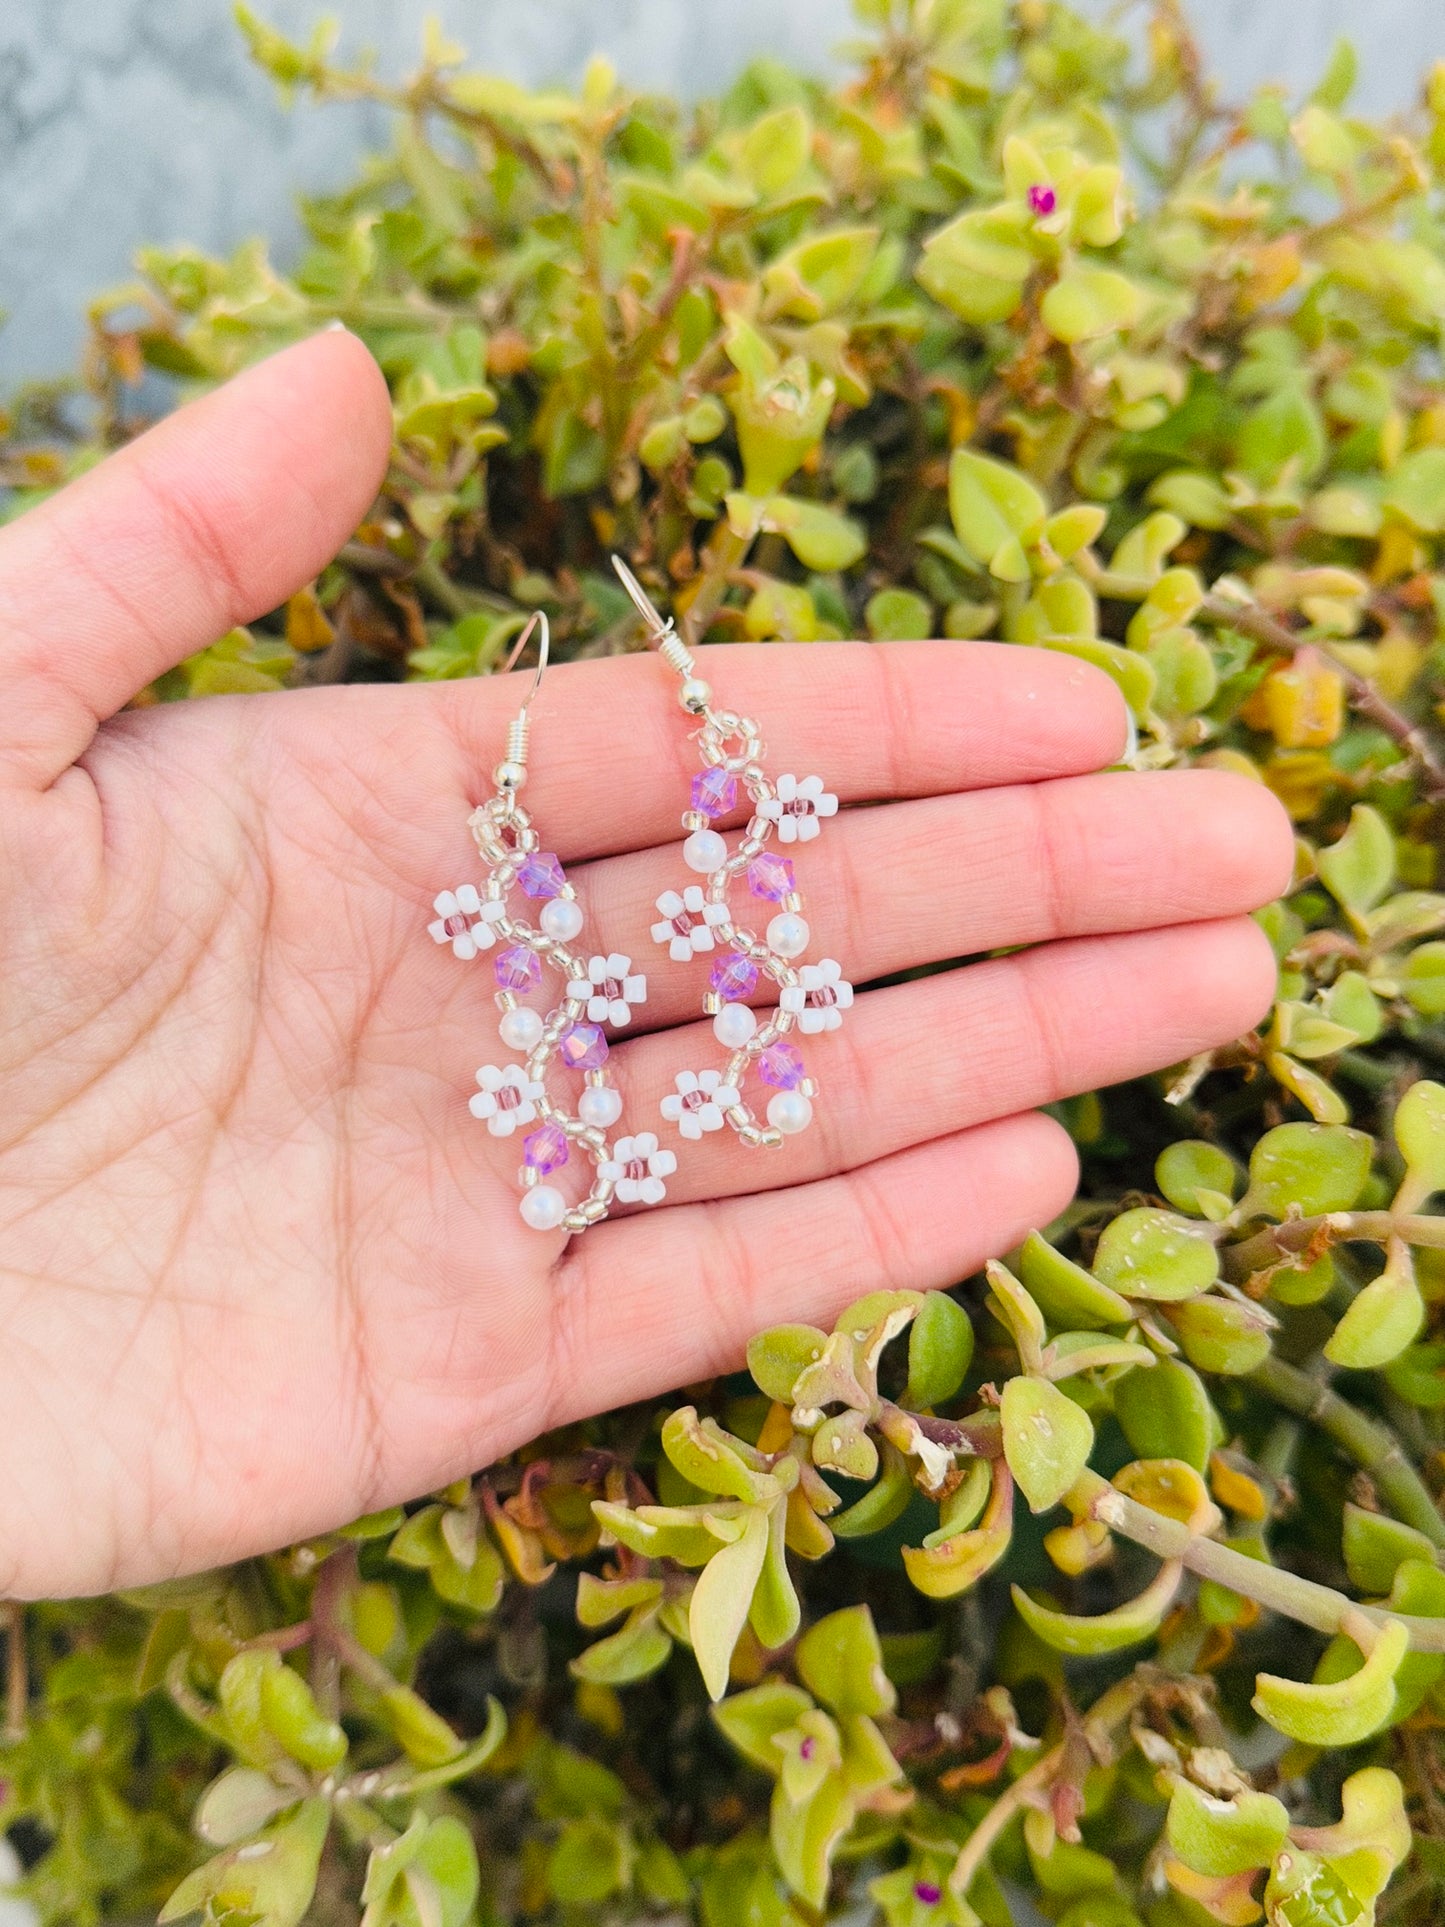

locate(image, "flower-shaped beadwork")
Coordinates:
469 1064 545 1136
661 1069 742 1141
758 774 839 844
780 958 854 1034
567 953 648 1026
429 886 505 959
600 1132 678 1205
652 886 730 962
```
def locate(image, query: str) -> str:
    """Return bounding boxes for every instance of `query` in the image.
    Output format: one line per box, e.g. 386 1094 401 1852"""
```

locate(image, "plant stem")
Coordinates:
1199 593 1445 801
2 1604 25 1742
1076 1470 1445 1647
1249 1355 1445 1548
947 1673 1147 1897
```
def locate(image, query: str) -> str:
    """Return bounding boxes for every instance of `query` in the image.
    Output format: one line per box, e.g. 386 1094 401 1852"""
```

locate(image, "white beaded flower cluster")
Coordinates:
648 704 852 1152
428 788 650 1235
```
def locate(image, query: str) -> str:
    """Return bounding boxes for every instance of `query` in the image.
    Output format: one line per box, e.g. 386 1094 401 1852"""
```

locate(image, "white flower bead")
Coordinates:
429 886 506 958
660 1068 742 1141
767 911 810 959
768 1090 814 1135
714 1001 758 1049
540 896 584 943
600 1132 678 1206
683 828 728 873
577 1084 624 1131
651 886 730 962
520 1184 568 1231
499 1006 545 1053
469 1063 545 1136
566 952 648 1026
780 958 854 1034
758 773 839 844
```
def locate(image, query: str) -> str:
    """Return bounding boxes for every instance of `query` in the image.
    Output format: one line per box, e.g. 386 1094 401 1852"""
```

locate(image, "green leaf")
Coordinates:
770 1770 853 1912
1040 265 1143 343
362 1814 480 1927
1169 1295 1275 1376
865 588 934 641
1002 1377 1095 1512
713 1680 813 1775
739 105 812 195
1020 1230 1132 1329
917 206 1032 322
1253 1619 1408 1745
747 1324 829 1404
159 1797 330 1927
763 225 880 320
1166 1779 1290 1878
690 1504 771 1701
796 1605 895 1720
1342 1504 1438 1594
1156 1140 1238 1219
755 495 867 572
1393 1079 1445 1210
1402 941 1445 1015
1092 1208 1220 1301
902 1291 974 1407
662 1408 778 1504
1317 805 1396 918
1011 1558 1182 1655
1244 1121 1373 1217
194 1769 294 1849
1114 1357 1215 1472
1325 1241 1424 1370
948 449 1048 575
547 1816 629 1906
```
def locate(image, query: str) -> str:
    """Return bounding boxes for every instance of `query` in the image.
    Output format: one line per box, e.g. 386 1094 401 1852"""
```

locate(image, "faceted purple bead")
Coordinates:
558 1023 609 1071
517 850 566 899
758 1041 805 1090
691 767 738 819
710 952 758 1002
522 1123 569 1176
494 945 542 993
747 852 796 902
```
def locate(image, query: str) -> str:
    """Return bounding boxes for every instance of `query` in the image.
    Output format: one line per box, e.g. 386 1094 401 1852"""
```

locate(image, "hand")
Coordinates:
0 333 1293 1597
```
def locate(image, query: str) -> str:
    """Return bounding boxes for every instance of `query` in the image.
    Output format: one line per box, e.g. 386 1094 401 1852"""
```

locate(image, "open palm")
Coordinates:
0 334 1293 1598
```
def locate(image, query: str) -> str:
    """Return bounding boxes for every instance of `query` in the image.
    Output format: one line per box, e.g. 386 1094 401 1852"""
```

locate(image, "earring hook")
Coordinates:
494 610 550 791
501 608 550 715
610 554 711 714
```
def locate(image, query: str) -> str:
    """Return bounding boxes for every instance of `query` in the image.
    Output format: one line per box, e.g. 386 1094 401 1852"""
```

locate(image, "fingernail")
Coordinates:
323 318 350 333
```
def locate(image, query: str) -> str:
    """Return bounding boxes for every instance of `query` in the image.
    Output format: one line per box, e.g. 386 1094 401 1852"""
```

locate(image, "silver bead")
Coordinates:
678 677 712 714
494 759 527 791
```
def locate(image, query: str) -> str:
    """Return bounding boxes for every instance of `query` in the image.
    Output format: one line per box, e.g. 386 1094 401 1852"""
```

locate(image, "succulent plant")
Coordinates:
2 1 1445 1921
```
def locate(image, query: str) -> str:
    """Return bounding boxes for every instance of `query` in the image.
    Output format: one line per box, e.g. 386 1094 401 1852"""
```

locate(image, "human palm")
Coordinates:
0 334 1292 1598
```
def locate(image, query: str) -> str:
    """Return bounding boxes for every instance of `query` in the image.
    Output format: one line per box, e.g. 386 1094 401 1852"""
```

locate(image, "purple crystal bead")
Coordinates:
710 952 758 1002
494 945 542 993
747 852 796 902
559 1023 609 1071
691 767 738 820
914 1881 943 1907
522 1123 569 1176
758 1040 805 1090
517 850 566 900
1027 183 1057 216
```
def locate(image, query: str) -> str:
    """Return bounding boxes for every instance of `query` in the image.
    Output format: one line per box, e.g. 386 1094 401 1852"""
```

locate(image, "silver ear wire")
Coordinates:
610 555 713 713
495 611 550 789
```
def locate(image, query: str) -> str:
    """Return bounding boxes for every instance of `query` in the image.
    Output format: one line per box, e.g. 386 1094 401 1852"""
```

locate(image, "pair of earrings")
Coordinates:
427 557 853 1234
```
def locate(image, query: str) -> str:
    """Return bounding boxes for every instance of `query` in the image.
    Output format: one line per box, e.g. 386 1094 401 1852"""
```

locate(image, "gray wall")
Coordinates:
2 0 1443 385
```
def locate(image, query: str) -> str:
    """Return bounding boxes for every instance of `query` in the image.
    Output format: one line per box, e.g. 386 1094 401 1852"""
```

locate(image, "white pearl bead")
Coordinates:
679 677 712 713
683 829 727 874
714 1002 758 1049
767 912 810 958
499 1006 544 1052
578 1085 623 1130
520 1184 568 1231
767 1090 814 1135
539 896 583 942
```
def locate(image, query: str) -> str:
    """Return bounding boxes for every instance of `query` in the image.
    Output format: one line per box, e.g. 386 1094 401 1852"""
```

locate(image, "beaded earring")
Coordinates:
427 612 675 1232
611 556 853 1154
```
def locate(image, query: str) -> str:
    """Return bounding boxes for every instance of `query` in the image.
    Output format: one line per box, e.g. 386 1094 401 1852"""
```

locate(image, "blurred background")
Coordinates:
2 0 1444 385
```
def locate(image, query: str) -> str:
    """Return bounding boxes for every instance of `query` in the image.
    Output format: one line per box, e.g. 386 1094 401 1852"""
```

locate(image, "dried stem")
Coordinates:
1199 593 1445 801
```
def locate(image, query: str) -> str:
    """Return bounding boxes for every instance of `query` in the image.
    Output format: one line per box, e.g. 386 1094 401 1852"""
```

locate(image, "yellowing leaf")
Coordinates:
1253 1618 1408 1745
